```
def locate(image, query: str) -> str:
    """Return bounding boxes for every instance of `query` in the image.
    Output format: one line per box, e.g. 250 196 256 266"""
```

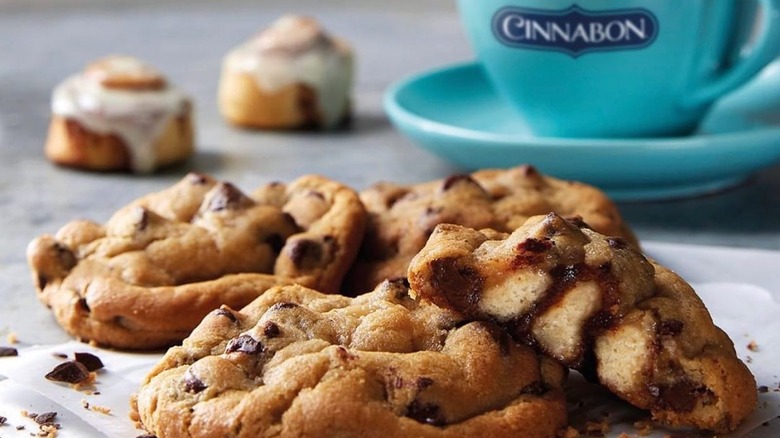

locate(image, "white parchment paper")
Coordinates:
0 242 778 437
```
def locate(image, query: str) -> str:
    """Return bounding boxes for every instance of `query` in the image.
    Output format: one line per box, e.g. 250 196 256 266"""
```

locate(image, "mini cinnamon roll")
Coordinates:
46 55 194 173
219 15 353 130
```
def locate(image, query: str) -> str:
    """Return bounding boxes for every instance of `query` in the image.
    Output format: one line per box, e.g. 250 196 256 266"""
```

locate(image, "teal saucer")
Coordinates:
384 61 780 201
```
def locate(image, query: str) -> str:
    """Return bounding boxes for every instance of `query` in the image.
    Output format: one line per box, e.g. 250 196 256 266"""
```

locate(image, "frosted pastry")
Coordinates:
45 55 194 173
218 15 353 130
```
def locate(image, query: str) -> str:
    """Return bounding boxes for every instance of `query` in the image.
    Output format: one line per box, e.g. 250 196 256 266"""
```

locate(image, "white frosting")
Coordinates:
51 64 189 173
224 16 353 128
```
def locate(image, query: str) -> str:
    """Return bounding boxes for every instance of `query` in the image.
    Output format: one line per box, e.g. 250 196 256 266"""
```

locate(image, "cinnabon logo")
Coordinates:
492 5 658 57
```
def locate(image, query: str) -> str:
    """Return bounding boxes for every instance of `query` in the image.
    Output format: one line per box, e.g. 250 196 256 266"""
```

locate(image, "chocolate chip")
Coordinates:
551 264 579 284
263 321 281 338
288 237 335 269
517 238 552 253
565 216 589 229
37 274 48 290
658 319 685 337
264 233 286 254
607 237 628 250
758 386 769 393
441 174 479 191
184 369 207 393
585 310 617 332
215 308 238 324
0 415 6 425
521 381 547 396
225 335 263 355
136 434 158 438
52 352 68 359
0 347 18 357
77 298 91 313
520 164 539 176
514 238 553 265
428 257 484 316
650 381 711 413
206 182 250 212
188 173 208 185
45 361 90 384
416 377 434 389
33 412 57 425
406 400 444 426
74 352 104 372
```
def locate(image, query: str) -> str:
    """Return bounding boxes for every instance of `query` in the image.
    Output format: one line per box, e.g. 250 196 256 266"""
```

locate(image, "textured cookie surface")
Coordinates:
27 173 365 349
133 280 568 438
408 214 756 433
344 165 637 294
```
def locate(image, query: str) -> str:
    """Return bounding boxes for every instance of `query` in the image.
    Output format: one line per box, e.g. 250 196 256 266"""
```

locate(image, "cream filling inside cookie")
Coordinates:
51 75 188 173
479 269 552 322
224 16 353 128
532 281 602 363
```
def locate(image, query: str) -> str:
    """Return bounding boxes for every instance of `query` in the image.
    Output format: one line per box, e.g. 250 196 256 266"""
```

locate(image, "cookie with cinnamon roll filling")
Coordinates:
408 214 756 433
26 173 366 349
132 280 568 438
343 165 637 294
45 55 194 173
218 15 353 130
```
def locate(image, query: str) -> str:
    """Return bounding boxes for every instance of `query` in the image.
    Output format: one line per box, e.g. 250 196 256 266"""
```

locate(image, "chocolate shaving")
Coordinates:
74 352 104 372
0 346 18 357
33 411 57 425
0 415 6 425
45 360 90 384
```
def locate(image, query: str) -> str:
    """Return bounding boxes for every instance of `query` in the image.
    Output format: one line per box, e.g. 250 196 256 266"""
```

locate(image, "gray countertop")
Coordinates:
0 2 778 433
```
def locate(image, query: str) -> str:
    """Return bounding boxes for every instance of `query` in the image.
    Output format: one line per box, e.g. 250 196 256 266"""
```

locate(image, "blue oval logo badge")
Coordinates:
492 5 658 57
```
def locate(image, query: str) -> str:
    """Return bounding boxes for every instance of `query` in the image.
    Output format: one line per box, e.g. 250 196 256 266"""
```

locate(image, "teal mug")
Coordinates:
457 0 780 138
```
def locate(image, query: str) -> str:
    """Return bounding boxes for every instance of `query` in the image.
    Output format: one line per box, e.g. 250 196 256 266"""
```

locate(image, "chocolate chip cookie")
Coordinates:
408 214 756 433
344 165 637 294
27 173 365 349
132 280 568 438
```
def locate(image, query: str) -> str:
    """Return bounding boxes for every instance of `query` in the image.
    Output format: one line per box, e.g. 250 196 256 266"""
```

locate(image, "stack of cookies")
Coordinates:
26 165 756 437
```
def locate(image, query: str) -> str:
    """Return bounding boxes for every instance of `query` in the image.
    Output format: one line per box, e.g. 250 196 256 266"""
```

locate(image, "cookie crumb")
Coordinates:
747 340 759 352
747 355 753 363
557 426 580 438
6 332 18 344
583 419 609 436
80 400 110 415
633 420 653 436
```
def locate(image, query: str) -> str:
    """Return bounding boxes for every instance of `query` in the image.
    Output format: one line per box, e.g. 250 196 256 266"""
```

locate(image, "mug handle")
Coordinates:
685 0 780 107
